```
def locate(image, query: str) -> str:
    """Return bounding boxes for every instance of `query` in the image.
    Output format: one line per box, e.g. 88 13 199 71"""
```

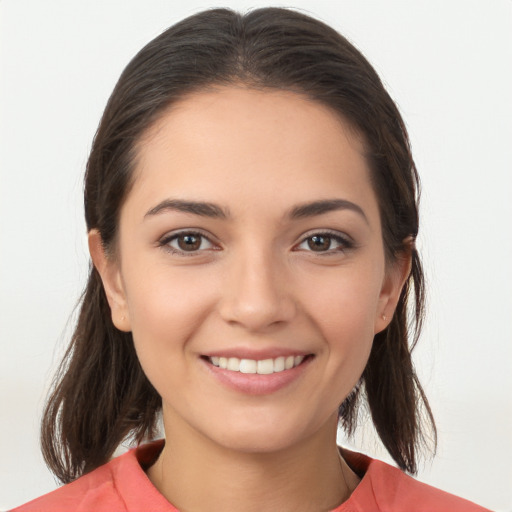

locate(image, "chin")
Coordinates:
200 412 329 455
214 430 301 454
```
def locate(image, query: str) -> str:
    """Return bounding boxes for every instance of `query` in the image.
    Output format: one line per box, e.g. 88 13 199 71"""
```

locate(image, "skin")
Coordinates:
90 87 410 512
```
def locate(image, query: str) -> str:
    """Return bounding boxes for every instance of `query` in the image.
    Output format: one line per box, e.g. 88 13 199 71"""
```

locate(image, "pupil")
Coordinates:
178 234 201 251
308 235 331 251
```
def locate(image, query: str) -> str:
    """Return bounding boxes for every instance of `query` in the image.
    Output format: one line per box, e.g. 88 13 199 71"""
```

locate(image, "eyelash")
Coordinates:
158 230 218 256
158 229 354 256
293 230 354 255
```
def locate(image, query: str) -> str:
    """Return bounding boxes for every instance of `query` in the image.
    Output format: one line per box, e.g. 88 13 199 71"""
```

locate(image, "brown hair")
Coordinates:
41 7 436 484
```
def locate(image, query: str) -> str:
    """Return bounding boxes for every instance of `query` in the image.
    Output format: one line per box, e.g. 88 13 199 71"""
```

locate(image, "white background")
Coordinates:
1 1 511 510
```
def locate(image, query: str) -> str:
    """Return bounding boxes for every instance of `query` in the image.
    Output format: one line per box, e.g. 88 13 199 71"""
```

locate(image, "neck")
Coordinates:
147 412 360 512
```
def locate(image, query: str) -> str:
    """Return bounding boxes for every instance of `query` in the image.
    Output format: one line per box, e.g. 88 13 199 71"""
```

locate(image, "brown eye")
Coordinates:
307 235 332 251
177 234 202 251
162 231 215 254
295 231 353 254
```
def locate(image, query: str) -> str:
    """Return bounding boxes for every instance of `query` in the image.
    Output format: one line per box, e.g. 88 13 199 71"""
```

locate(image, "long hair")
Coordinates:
41 7 436 484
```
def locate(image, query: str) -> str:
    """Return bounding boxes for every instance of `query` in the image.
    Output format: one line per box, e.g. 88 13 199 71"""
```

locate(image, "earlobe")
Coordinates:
88 230 132 332
374 240 413 334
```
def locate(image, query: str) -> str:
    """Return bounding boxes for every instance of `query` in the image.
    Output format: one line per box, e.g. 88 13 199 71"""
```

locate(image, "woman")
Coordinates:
14 7 490 511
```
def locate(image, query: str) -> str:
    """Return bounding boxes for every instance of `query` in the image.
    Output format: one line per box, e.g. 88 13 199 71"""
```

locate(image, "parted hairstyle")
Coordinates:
41 7 436 484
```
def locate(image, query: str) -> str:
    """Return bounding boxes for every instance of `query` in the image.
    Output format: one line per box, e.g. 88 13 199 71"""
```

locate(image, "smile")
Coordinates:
208 355 305 374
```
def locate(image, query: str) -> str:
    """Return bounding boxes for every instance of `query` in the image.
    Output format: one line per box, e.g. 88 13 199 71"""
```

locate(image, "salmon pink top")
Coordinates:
13 440 490 511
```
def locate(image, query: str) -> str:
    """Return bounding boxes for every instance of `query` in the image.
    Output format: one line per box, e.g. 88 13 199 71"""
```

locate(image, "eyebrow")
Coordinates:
144 199 228 219
144 198 367 223
288 199 368 224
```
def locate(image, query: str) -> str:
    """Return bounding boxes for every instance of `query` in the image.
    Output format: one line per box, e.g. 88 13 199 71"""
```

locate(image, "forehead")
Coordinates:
128 86 379 222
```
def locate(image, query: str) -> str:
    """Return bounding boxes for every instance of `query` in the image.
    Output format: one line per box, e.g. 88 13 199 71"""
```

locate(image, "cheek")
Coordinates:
301 265 383 382
122 264 218 358
122 268 219 402
304 266 383 337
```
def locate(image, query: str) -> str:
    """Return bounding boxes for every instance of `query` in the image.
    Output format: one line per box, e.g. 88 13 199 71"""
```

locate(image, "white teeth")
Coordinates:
227 357 240 371
257 359 274 374
239 359 257 373
274 356 285 372
208 354 306 374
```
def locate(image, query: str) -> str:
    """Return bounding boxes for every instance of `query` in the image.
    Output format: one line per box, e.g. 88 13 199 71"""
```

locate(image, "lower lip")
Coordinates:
201 357 312 395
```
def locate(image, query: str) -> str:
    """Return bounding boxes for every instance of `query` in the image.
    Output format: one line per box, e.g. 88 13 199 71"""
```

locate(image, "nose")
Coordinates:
218 247 297 332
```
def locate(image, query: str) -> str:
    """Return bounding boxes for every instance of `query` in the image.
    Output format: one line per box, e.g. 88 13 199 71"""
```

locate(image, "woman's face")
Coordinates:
93 87 406 453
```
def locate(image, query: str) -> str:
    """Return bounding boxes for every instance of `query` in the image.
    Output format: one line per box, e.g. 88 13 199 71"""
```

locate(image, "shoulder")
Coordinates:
11 460 123 512
12 441 174 512
340 450 492 512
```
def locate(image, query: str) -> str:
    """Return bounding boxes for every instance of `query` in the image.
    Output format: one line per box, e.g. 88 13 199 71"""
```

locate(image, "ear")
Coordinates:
88 229 132 332
374 238 413 334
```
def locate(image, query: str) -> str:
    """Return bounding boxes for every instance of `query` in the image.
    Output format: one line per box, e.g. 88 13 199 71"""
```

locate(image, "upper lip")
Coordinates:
202 348 312 360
